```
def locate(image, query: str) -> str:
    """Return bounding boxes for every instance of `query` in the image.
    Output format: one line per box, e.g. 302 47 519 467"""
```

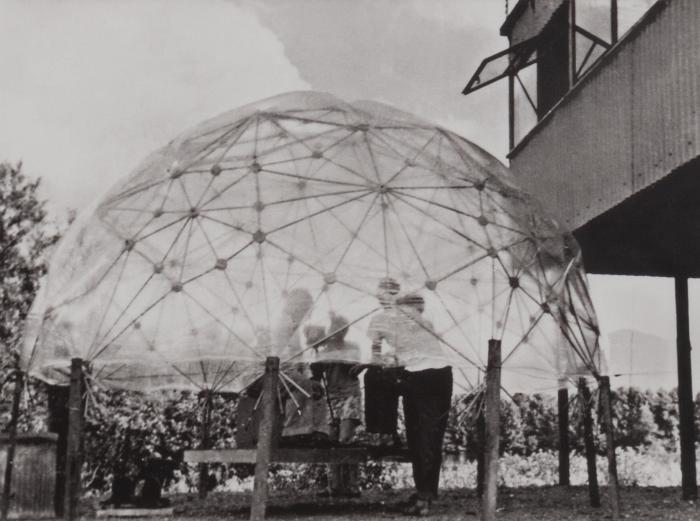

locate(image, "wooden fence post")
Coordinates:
599 376 620 520
476 405 485 498
198 390 213 499
558 380 570 486
481 339 501 521
674 275 697 500
578 377 600 508
63 359 84 520
48 386 69 517
1 370 24 520
250 357 279 521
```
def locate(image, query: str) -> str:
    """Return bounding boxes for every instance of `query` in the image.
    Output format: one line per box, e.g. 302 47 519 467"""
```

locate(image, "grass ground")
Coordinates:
85 486 700 520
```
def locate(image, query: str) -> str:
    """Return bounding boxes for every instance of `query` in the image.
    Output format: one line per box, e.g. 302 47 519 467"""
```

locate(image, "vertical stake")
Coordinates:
481 339 501 521
198 390 213 499
508 73 515 151
1 370 24 520
599 376 620 520
250 357 279 521
48 386 69 517
569 0 577 84
475 403 485 498
578 377 600 507
674 275 697 500
63 358 84 520
558 379 570 486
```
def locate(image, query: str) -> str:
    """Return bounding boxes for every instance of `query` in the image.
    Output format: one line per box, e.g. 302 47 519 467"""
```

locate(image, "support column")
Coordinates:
475 401 485 498
674 276 697 500
611 0 619 43
250 357 279 521
48 386 69 517
599 376 620 520
578 377 600 508
63 359 85 521
481 339 501 521
198 390 213 499
508 74 515 151
568 0 577 84
1 370 24 520
558 380 570 486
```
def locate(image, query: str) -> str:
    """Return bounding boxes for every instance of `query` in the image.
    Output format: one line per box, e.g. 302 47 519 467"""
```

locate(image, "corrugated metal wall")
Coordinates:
0 434 57 519
509 0 700 231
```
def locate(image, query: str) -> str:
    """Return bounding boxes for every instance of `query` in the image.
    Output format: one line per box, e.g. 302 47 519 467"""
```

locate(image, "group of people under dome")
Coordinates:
239 277 452 516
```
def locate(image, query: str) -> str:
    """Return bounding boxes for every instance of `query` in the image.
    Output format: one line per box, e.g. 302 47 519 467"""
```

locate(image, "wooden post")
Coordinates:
568 0 577 84
674 276 697 500
599 376 620 520
508 73 515 150
1 370 24 520
557 380 570 486
578 377 600 508
250 357 279 521
611 0 619 43
198 390 213 499
48 386 69 517
481 339 501 521
475 405 485 498
63 359 84 520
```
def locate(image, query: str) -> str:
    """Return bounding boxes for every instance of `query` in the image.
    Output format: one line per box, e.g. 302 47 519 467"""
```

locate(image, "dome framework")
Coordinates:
18 92 621 521
22 91 604 395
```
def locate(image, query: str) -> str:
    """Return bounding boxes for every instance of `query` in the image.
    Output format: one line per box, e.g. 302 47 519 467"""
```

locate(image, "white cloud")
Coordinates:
408 0 505 30
0 0 309 212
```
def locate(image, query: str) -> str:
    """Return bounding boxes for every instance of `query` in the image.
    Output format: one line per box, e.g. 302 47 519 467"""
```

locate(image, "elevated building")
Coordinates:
464 0 700 499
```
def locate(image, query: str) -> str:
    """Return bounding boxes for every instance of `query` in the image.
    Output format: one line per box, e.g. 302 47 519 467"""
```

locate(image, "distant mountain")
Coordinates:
607 329 687 390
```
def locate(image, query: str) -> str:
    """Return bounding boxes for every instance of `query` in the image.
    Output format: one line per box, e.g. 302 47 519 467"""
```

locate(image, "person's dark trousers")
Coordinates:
402 366 453 501
364 367 400 434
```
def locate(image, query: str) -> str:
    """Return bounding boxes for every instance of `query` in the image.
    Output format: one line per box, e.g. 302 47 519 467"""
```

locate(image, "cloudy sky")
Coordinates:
0 0 692 385
0 0 507 211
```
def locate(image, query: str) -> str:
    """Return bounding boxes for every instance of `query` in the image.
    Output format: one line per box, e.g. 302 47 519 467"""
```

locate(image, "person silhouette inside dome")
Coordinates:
273 288 330 443
311 313 362 497
394 292 452 516
238 288 330 448
361 277 403 448
273 287 314 362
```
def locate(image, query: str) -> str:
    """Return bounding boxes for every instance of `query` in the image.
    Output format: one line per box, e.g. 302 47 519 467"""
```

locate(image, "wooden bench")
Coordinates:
96 507 175 518
184 446 411 465
189 357 412 520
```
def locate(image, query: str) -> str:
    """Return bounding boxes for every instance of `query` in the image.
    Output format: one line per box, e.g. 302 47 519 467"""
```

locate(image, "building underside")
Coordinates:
464 0 700 501
576 156 700 277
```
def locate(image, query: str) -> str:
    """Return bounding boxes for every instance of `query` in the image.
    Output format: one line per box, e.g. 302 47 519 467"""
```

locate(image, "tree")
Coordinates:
0 161 61 428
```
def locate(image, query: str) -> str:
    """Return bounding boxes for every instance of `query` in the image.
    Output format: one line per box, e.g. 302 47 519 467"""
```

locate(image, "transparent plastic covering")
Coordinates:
22 91 605 394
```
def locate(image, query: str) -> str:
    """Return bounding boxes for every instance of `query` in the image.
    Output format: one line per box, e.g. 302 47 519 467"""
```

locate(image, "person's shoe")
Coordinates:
366 433 383 447
379 433 395 447
319 488 360 499
401 498 430 516
396 493 418 509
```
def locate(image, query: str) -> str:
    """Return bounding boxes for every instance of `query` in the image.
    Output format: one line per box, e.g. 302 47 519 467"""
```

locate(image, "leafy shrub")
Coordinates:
445 387 700 459
10 380 699 495
82 389 239 492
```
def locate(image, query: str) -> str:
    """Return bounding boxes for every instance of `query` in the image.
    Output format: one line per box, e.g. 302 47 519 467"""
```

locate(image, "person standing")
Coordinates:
363 277 402 447
395 293 452 516
312 313 362 497
274 288 330 442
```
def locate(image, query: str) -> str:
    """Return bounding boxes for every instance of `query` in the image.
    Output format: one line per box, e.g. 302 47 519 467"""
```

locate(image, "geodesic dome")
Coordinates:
22 91 605 394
